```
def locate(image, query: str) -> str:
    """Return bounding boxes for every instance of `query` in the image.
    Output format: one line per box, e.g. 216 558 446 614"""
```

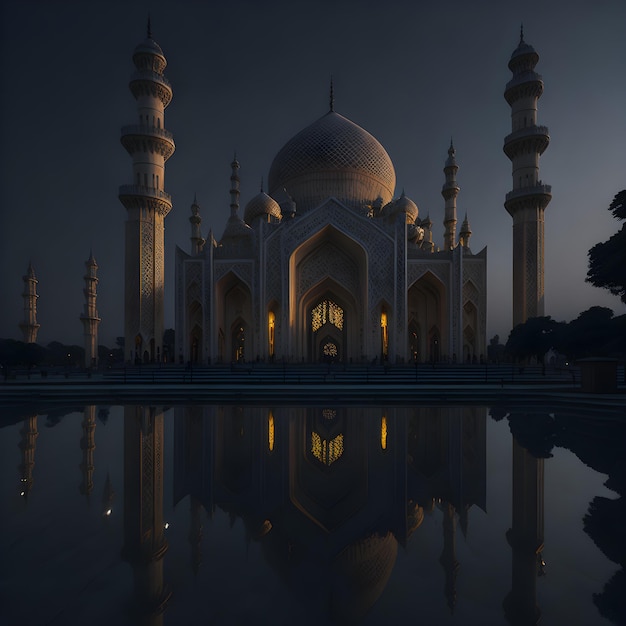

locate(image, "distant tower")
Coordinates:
442 140 459 251
80 252 101 368
119 20 175 364
19 263 40 343
504 28 551 327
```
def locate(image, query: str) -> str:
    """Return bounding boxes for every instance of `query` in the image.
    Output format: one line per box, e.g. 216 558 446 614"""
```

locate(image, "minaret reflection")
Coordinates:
174 405 487 621
18 415 38 500
79 405 96 501
122 406 170 626
503 415 546 626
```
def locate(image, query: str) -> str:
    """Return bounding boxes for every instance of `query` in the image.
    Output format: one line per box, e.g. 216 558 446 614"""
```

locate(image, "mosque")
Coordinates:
19 25 549 367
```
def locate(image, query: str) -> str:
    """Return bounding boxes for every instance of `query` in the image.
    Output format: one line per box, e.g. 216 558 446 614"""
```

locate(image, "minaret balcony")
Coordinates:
503 126 550 158
120 125 176 160
505 184 552 214
119 185 173 216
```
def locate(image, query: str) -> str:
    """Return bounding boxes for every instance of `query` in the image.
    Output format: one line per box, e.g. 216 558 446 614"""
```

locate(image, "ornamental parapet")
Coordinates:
503 125 550 158
504 184 552 214
504 71 544 104
120 125 176 160
504 125 549 145
119 184 173 216
130 69 171 88
129 71 173 107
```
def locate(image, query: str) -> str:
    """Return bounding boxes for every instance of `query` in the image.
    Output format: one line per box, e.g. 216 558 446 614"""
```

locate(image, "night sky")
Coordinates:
1 0 624 347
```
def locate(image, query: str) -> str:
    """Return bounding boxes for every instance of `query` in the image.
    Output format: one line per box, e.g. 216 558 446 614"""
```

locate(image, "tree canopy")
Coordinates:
587 190 626 303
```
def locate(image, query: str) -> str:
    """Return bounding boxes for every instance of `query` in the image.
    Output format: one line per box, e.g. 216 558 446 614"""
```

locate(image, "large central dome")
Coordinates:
268 111 396 213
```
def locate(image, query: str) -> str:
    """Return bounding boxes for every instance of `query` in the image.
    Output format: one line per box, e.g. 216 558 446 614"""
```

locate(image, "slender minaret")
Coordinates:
189 196 205 255
19 263 40 344
504 27 551 327
80 252 101 368
442 140 459 251
119 20 175 363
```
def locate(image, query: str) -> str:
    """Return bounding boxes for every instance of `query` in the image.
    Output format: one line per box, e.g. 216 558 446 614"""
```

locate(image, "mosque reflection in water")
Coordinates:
12 404 624 626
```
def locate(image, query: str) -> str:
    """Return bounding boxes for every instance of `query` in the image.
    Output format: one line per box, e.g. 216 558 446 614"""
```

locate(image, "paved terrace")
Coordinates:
1 363 624 410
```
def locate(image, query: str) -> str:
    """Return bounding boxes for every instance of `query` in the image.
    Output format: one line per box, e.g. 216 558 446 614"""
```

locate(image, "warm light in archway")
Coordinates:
311 431 344 465
381 415 388 450
268 412 275 452
268 311 275 357
312 300 343 332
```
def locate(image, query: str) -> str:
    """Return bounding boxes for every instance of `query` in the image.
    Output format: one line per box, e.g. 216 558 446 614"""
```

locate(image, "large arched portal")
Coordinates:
216 272 253 363
290 225 367 362
408 272 447 362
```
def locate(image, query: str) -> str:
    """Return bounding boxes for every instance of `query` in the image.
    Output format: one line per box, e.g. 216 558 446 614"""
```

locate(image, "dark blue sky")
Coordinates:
1 0 624 346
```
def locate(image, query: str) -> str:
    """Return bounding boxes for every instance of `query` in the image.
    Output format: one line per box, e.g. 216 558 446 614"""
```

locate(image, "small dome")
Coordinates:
134 37 165 59
394 193 419 222
244 191 281 224
384 192 418 223
268 111 396 213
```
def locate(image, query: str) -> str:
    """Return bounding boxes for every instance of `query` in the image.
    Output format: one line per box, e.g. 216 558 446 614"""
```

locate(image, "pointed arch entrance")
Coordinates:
301 279 359 363
408 271 447 363
289 224 367 362
215 272 253 363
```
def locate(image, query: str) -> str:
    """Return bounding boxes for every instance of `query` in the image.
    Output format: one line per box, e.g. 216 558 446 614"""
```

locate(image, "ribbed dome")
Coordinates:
268 111 396 213
244 191 281 224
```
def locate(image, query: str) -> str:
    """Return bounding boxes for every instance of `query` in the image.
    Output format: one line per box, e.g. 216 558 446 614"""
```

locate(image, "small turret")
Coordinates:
459 214 472 249
189 195 206 255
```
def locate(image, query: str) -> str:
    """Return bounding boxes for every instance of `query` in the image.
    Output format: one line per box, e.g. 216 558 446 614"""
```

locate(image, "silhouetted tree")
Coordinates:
487 334 505 363
555 306 615 359
587 190 626 303
505 316 563 363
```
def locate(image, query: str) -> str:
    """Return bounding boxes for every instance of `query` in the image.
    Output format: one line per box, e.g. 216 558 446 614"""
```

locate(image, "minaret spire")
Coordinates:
230 153 240 217
189 196 205 255
80 252 101 368
503 31 551 327
119 27 175 364
442 140 460 251
19 262 40 343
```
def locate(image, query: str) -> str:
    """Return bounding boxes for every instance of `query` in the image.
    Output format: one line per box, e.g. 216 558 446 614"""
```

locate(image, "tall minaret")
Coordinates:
189 196 205 256
80 252 101 368
19 263 40 344
504 28 551 327
442 140 459 251
119 20 175 364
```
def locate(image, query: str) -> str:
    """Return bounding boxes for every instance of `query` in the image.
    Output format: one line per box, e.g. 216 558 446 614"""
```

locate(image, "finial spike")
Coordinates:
520 23 524 43
329 75 334 112
260 177 264 193
147 15 152 39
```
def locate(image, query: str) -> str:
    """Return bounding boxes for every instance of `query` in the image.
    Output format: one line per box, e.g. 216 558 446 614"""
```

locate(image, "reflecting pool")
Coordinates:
1 405 624 625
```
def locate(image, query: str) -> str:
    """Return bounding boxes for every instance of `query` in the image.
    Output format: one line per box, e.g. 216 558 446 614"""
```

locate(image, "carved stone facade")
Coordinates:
175 107 487 364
